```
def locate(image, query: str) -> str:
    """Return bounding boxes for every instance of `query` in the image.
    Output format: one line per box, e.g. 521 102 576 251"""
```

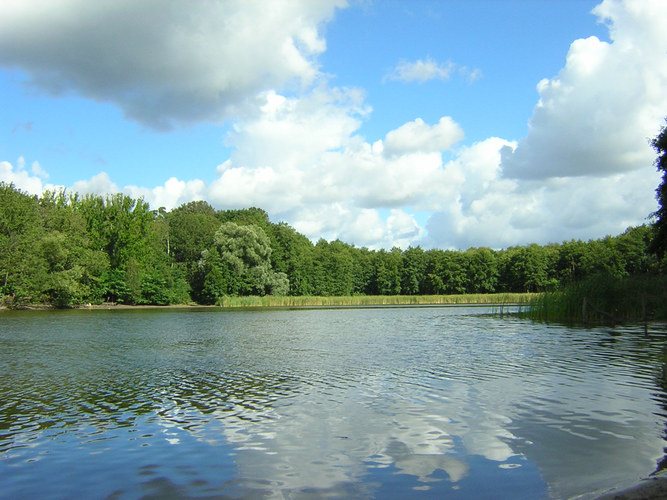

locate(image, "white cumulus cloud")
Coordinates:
71 172 119 197
385 57 481 84
205 89 453 248
0 158 48 194
426 140 659 250
125 177 207 211
2 0 664 252
384 117 464 156
501 0 667 179
0 0 346 130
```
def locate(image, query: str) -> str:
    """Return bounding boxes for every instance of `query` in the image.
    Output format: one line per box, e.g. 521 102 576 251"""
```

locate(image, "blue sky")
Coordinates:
1 0 665 250
322 0 607 143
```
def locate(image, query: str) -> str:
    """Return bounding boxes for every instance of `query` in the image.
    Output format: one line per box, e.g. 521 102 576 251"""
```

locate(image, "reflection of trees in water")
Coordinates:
591 326 667 478
0 364 300 451
651 340 667 476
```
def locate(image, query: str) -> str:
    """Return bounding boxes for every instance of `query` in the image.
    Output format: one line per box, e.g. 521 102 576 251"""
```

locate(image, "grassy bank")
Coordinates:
526 274 667 324
217 293 536 308
0 293 537 311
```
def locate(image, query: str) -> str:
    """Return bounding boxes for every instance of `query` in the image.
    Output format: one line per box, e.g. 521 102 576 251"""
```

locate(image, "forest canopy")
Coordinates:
0 182 663 308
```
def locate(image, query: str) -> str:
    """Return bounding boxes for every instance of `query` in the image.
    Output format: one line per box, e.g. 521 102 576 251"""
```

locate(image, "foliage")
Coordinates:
0 184 44 304
0 182 664 309
369 248 402 295
526 274 667 324
650 120 667 258
270 222 315 296
217 293 536 308
166 201 219 264
196 222 289 302
500 244 558 292
401 246 427 295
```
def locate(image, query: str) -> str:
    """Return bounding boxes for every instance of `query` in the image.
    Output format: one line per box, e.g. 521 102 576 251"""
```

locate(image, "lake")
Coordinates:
1 306 666 499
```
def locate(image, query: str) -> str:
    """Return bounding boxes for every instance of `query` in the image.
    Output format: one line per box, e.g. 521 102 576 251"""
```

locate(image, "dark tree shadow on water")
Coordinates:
650 344 667 476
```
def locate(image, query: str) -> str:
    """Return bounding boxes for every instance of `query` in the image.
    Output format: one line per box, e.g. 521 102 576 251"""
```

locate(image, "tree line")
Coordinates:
0 181 663 308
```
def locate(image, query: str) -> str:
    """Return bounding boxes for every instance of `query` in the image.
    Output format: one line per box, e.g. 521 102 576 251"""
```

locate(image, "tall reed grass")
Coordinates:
526 274 667 324
217 293 536 309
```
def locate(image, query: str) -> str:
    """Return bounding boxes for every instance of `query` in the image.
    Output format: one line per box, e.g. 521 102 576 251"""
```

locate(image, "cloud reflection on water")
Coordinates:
2 309 666 499
149 366 525 496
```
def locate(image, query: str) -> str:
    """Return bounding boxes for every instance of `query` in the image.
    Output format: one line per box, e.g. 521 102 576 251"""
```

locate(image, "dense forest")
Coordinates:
1 181 664 308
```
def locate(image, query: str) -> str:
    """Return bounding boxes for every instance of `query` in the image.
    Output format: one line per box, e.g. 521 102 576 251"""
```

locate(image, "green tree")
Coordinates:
555 239 589 284
500 244 558 293
136 208 191 305
0 183 45 305
199 263 229 304
554 235 641 285
167 201 220 264
100 269 131 303
139 271 171 305
198 222 289 301
465 247 499 293
77 247 110 302
401 246 428 295
76 193 153 269
38 231 82 306
425 250 468 295
122 258 142 304
650 120 667 258
370 248 402 295
595 237 628 279
312 239 355 296
352 247 375 295
214 222 272 270
270 222 315 296
615 225 654 275
105 194 154 269
216 207 272 233
38 190 110 305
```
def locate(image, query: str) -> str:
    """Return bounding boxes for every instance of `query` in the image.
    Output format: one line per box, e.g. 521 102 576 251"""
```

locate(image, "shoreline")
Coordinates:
0 303 214 311
1 294 534 312
0 302 509 312
595 475 667 499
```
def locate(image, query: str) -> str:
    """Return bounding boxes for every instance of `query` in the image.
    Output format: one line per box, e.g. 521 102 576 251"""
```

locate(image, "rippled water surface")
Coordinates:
2 307 667 499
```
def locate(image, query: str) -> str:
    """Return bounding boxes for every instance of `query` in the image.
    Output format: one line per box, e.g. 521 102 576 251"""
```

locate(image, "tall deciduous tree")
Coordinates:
38 190 110 306
370 248 402 295
270 222 315 296
401 246 427 295
425 250 468 295
312 239 356 296
0 183 44 304
2 181 664 306
199 222 289 301
650 121 667 258
465 247 499 293
167 201 219 264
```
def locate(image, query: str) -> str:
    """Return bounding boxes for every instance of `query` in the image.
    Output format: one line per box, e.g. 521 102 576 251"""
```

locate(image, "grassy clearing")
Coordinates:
526 274 667 324
217 293 536 308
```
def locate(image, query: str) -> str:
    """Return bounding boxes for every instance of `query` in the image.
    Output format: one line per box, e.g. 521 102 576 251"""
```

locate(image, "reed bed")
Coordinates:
526 274 667 324
217 293 536 308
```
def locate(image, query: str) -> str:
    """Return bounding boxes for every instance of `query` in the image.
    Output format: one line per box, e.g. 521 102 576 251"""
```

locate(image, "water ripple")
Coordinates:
1 309 666 499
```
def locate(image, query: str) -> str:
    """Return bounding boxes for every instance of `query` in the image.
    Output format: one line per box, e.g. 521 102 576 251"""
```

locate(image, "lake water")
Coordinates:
1 306 667 499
